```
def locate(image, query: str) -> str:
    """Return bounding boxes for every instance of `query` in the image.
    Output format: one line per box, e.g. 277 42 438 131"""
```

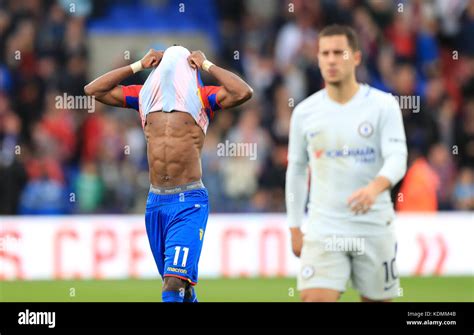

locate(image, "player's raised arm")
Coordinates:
84 49 163 107
187 51 253 109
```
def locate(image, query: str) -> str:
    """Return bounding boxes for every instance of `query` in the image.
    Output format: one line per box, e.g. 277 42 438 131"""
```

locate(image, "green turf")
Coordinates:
1 277 472 302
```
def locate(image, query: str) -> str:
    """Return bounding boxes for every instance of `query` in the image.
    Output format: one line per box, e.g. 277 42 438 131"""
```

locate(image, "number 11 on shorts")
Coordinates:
173 246 189 267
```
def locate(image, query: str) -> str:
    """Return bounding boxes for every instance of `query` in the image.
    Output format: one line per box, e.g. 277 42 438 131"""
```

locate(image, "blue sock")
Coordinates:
184 287 198 303
162 290 184 303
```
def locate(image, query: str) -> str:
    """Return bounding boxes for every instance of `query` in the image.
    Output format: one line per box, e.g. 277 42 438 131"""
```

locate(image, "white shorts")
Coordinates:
297 229 400 300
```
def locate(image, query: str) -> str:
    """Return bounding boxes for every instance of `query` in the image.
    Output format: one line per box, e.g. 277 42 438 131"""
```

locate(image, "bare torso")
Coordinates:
144 111 204 187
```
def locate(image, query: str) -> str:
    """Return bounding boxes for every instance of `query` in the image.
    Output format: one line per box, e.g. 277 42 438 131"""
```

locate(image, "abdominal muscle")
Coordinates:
144 111 204 187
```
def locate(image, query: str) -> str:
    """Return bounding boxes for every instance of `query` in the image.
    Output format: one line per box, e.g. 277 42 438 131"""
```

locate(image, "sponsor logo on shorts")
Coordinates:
167 267 188 274
301 265 315 279
384 282 397 291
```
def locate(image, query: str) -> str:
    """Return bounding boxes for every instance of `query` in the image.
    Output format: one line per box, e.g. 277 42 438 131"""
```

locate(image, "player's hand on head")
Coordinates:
187 50 207 70
141 49 164 69
347 185 377 215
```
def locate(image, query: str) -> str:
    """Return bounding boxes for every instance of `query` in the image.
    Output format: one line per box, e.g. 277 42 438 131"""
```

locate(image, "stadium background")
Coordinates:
0 0 473 302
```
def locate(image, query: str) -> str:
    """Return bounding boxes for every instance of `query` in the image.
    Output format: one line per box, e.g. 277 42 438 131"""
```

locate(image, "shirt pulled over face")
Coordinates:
131 45 222 134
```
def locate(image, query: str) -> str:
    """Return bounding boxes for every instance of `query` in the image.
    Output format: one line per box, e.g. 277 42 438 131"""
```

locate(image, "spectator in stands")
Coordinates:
428 143 457 210
74 160 103 213
396 154 439 212
452 167 474 210
19 158 68 214
0 98 26 214
0 0 473 214
221 107 269 211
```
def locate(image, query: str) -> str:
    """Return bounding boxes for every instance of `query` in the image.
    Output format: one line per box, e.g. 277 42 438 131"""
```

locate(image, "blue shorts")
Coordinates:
145 187 209 285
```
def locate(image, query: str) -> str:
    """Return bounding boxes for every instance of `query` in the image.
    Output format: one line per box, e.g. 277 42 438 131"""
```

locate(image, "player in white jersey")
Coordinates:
285 25 407 302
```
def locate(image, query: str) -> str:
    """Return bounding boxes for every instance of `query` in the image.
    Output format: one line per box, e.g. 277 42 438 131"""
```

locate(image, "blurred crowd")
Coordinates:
0 0 473 215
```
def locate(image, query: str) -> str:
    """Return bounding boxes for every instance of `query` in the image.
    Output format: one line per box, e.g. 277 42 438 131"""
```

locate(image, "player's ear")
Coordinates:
354 50 362 66
316 45 322 65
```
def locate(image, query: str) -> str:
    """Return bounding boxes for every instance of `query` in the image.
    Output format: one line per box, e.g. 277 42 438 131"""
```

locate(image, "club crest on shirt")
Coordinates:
358 121 374 138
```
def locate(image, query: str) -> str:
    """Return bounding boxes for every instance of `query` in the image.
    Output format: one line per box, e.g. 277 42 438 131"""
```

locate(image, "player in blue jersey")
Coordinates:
84 46 253 302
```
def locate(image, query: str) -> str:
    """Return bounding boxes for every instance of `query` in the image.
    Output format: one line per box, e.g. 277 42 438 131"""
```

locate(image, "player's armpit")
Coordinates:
87 85 124 107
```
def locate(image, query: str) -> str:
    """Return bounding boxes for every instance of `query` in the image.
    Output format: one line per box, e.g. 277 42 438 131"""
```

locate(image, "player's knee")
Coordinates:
163 276 187 292
301 290 340 302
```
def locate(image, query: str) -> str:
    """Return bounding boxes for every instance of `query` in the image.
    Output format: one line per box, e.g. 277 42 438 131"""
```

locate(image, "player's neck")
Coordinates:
326 80 360 105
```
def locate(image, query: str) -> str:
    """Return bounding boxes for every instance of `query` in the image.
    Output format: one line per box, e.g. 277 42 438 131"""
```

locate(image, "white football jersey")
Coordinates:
287 84 407 237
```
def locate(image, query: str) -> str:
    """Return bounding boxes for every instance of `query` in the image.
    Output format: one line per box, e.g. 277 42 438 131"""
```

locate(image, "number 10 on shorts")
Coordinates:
173 246 189 267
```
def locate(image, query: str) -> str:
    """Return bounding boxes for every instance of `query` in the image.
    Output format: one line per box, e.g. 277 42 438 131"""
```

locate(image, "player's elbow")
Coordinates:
84 83 103 97
395 152 408 181
234 85 253 104
242 86 253 102
381 153 408 186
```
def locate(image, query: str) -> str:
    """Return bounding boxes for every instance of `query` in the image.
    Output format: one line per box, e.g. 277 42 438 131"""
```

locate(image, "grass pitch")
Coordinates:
1 276 472 302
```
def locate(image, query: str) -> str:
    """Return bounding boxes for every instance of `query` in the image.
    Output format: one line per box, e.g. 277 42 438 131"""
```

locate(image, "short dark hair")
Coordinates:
319 24 360 51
